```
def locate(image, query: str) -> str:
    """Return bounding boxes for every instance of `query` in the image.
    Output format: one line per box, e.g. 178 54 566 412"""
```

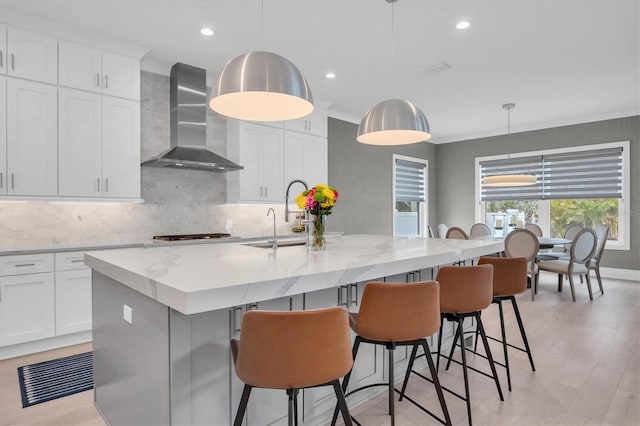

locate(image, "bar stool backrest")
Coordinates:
436 264 494 314
235 307 353 389
504 229 539 264
357 281 440 342
478 257 528 296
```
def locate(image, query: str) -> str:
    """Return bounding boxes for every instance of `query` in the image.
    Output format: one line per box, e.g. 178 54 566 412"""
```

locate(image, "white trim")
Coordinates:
392 154 429 237
0 331 91 360
592 268 640 282
475 141 630 251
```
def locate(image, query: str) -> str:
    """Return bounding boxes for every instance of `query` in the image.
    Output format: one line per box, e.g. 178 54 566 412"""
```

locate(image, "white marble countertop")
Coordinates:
85 234 504 315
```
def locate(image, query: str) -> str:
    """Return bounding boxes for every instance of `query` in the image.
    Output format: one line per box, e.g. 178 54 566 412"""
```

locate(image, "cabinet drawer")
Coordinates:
0 253 54 276
55 251 89 272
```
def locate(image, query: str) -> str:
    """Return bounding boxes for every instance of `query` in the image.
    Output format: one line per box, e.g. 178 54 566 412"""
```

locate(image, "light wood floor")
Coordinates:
1 274 638 426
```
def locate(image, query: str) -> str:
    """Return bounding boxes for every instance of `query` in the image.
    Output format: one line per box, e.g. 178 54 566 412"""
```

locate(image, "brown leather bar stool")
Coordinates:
474 256 535 392
331 281 451 426
401 264 503 426
231 307 354 426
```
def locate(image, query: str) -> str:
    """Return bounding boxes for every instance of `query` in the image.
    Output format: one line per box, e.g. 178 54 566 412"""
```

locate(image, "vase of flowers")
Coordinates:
295 183 339 250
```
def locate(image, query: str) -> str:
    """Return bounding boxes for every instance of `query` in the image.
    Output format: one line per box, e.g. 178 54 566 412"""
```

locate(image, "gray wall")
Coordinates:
327 118 438 235
436 116 639 270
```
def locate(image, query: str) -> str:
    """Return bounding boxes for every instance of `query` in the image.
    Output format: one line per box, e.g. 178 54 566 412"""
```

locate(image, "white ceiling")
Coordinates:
1 0 638 143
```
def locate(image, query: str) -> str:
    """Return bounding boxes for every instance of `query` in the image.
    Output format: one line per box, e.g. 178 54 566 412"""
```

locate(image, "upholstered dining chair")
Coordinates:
437 223 449 239
445 226 469 239
524 223 543 237
554 223 584 255
470 223 492 237
538 228 597 302
590 224 609 295
504 229 540 301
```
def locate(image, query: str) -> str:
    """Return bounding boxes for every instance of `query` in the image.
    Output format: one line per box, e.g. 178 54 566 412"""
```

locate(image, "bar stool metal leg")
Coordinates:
387 344 395 424
475 313 504 401
497 299 511 391
510 296 535 371
456 319 473 425
233 384 252 426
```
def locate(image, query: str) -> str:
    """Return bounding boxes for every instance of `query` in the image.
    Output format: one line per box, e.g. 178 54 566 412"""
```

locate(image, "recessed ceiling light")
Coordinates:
325 72 336 79
200 27 214 36
456 21 470 30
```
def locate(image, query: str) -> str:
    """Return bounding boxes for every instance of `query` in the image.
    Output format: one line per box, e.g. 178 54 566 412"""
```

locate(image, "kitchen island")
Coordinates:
85 234 503 426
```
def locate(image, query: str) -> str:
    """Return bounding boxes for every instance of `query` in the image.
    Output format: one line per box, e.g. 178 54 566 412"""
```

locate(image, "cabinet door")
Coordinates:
283 131 306 186
102 97 140 198
0 272 55 346
6 79 58 196
0 76 6 195
55 269 92 336
58 41 102 93
0 24 6 74
284 107 327 137
304 135 328 186
7 27 57 84
102 52 140 100
58 88 102 197
260 127 284 202
237 124 262 201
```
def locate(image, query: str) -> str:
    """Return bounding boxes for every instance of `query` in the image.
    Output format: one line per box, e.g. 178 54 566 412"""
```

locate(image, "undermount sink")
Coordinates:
243 239 307 249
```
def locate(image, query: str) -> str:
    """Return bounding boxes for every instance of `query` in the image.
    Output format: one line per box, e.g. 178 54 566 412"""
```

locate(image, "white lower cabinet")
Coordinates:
0 272 55 346
55 268 92 336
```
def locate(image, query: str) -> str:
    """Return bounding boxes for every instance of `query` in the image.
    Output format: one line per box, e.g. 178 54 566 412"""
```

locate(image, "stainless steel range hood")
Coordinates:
141 63 243 172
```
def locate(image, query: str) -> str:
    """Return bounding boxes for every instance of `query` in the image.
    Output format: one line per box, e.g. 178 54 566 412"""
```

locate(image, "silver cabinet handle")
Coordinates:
96 73 100 87
15 263 36 267
0 172 3 189
264 187 268 197
11 53 15 71
71 259 84 263
0 51 3 69
104 75 109 89
11 173 14 190
105 178 109 192
230 306 243 335
96 177 100 192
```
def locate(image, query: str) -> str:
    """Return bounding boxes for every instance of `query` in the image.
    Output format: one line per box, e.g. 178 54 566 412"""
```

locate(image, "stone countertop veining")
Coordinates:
84 234 504 315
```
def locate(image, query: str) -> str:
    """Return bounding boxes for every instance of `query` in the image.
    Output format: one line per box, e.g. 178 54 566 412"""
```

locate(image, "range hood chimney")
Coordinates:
141 63 243 172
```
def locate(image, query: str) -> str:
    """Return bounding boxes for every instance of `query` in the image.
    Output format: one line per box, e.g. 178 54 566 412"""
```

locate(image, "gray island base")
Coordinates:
86 234 503 425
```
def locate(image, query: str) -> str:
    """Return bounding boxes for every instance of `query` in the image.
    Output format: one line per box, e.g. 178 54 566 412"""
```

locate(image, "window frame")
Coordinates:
393 154 429 237
475 141 630 250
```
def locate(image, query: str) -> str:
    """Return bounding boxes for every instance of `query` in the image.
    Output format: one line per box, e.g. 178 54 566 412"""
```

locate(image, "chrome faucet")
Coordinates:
284 179 308 222
267 208 277 250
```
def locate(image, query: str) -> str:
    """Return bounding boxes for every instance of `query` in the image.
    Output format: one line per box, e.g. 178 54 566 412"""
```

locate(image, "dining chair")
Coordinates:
590 224 609 295
470 223 492 237
553 223 583 255
437 223 449 239
538 228 597 301
445 226 469 239
524 223 543 237
428 224 435 238
504 229 540 301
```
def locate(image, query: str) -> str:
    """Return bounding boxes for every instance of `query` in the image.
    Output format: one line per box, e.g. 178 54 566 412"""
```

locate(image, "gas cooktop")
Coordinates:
153 233 231 241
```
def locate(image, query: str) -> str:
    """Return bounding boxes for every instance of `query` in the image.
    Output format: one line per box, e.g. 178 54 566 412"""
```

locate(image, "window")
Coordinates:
393 155 428 237
475 141 629 250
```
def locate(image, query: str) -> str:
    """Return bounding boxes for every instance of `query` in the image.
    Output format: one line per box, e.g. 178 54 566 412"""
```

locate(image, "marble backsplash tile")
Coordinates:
0 71 301 248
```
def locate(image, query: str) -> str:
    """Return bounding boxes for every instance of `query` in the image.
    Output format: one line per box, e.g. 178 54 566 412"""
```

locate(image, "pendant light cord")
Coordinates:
261 0 264 50
391 0 395 98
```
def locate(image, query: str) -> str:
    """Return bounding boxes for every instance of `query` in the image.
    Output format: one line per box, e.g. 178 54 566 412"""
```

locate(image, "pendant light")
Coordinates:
209 1 313 122
483 103 537 187
357 0 431 145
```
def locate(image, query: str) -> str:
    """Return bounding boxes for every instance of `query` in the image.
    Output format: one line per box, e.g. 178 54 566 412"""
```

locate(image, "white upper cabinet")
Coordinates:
284 132 328 188
59 41 140 100
101 97 140 199
284 107 327 138
6 78 57 196
6 26 57 84
58 88 103 197
0 24 7 74
0 77 6 195
227 120 284 202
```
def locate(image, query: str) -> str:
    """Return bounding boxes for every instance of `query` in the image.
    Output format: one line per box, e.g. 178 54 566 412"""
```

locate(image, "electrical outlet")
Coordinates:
123 305 133 324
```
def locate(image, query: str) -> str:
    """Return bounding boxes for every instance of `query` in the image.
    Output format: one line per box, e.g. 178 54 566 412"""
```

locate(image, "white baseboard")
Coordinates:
592 267 640 282
0 331 92 360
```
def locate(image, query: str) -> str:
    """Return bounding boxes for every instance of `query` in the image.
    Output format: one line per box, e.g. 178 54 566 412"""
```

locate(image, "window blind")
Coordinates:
480 147 623 201
395 159 426 202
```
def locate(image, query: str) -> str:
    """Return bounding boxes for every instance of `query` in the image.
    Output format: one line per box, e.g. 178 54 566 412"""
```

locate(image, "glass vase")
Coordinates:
311 214 326 251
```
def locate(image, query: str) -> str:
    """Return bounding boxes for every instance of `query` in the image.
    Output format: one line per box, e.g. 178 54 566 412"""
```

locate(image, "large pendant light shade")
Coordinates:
209 51 313 122
357 99 431 145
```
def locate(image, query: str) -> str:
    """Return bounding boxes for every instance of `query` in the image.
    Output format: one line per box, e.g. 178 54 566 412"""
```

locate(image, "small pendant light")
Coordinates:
357 0 431 145
483 103 537 187
209 2 313 122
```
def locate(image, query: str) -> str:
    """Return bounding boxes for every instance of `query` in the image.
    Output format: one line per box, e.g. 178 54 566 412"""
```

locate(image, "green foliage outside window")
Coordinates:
550 199 618 239
486 201 538 224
